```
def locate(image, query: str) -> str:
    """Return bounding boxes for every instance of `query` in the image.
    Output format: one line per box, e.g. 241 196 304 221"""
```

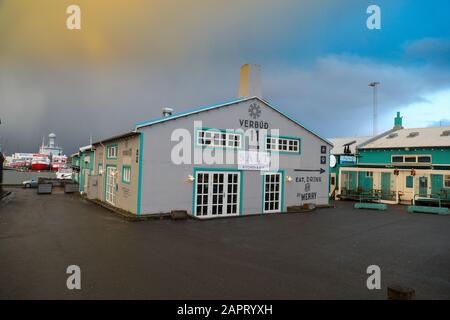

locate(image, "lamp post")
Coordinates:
369 82 380 136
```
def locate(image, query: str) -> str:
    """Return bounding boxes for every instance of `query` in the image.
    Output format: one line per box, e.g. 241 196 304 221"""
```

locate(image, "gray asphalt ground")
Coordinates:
1 188 449 299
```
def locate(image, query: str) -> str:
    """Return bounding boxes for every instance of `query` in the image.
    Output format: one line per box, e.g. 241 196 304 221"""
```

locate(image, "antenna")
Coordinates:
369 82 380 136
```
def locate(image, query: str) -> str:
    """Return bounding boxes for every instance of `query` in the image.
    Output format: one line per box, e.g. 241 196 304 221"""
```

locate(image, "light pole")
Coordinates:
369 82 380 136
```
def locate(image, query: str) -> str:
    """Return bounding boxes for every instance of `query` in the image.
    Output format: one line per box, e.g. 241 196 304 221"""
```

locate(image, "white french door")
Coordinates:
106 166 117 205
195 171 240 218
263 172 282 213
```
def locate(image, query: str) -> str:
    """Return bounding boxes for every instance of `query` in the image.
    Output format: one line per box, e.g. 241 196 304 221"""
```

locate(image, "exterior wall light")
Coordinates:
286 176 293 182
187 175 195 182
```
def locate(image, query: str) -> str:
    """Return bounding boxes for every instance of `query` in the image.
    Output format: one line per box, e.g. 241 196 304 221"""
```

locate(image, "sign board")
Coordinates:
340 155 356 165
330 155 337 168
238 151 270 171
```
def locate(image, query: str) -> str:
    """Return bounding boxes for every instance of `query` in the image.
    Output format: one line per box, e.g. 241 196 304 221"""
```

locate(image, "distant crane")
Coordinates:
369 82 380 136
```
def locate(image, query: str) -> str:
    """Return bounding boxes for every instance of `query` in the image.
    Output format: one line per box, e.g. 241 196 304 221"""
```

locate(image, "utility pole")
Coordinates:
369 82 380 136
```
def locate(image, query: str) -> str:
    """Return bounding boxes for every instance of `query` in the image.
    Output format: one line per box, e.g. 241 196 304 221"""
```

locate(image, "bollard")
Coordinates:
387 285 415 300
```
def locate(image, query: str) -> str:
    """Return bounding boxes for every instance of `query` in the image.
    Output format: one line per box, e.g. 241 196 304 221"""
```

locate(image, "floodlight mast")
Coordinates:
369 82 380 136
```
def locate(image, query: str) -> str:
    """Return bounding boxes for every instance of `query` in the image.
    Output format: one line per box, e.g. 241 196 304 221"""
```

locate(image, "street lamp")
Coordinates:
369 82 380 136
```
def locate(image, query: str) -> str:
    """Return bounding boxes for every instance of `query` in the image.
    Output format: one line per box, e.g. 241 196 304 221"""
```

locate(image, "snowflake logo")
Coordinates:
248 103 261 119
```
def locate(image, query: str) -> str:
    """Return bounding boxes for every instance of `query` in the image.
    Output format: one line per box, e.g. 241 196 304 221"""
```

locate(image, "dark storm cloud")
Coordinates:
1 0 449 154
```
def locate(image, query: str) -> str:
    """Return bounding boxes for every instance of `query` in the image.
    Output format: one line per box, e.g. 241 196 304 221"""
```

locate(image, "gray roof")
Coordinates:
359 126 450 149
328 136 372 155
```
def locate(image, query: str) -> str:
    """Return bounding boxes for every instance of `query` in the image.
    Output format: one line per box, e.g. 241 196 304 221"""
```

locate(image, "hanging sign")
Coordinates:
238 151 270 171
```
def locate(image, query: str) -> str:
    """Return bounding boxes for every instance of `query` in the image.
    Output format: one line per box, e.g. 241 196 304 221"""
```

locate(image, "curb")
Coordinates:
82 196 174 222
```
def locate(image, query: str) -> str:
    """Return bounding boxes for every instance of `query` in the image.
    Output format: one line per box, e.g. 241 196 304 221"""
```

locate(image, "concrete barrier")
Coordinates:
407 205 449 215
354 203 387 211
37 183 52 194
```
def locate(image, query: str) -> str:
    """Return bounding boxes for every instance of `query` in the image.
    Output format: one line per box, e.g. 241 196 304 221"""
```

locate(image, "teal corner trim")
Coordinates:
261 170 285 213
264 134 302 155
106 144 118 160
135 97 247 128
137 133 144 216
192 167 244 217
122 165 131 184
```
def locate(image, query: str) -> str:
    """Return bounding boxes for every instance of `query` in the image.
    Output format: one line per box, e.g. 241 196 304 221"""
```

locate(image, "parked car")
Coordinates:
22 178 38 188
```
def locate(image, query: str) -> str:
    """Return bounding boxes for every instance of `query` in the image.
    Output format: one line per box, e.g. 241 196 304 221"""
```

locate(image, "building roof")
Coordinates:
359 126 450 149
135 96 333 146
92 131 140 146
79 145 93 152
328 136 372 155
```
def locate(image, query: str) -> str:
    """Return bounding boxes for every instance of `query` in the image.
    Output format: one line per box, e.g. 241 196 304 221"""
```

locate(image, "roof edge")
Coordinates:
135 96 333 146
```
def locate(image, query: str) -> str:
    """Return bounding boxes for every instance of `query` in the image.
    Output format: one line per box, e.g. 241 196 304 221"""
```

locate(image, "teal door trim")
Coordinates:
261 170 285 213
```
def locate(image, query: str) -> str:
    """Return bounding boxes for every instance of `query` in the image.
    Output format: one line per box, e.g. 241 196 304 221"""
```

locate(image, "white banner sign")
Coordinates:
238 151 270 171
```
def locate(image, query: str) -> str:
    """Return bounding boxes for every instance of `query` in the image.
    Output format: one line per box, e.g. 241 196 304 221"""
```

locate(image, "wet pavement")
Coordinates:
1 188 449 299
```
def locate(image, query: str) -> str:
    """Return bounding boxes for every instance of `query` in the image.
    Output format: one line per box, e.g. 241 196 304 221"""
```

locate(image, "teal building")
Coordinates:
337 113 450 205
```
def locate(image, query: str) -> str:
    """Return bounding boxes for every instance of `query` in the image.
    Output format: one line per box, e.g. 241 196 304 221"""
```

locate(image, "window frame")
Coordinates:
98 163 103 176
106 144 118 159
122 165 131 184
391 154 432 164
265 135 301 154
195 128 243 150
444 175 450 188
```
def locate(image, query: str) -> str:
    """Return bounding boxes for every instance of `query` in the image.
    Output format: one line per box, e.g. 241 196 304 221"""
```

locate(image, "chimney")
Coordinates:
394 111 403 130
238 64 262 98
162 107 174 117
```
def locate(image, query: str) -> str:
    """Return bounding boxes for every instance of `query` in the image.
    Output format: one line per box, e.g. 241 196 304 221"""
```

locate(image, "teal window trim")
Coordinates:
192 167 244 217
261 170 285 213
106 144 119 159
122 165 131 184
194 127 244 150
264 134 301 155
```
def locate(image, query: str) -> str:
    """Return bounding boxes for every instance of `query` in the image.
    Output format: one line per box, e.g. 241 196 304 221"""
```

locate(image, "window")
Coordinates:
392 156 404 163
418 156 431 163
122 166 131 184
266 136 300 153
98 164 103 176
391 155 431 164
445 175 450 188
366 172 373 178
197 129 242 149
107 145 118 159
406 176 413 188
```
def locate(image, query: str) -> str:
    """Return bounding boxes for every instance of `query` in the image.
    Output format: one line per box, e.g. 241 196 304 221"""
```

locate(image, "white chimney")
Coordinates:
162 107 174 117
238 64 262 98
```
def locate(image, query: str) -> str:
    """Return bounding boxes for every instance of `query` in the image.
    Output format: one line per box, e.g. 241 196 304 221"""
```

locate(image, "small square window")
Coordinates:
444 175 450 188
321 146 327 154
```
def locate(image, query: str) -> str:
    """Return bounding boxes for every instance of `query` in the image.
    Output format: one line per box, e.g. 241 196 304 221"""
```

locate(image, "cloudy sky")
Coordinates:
1 0 450 154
